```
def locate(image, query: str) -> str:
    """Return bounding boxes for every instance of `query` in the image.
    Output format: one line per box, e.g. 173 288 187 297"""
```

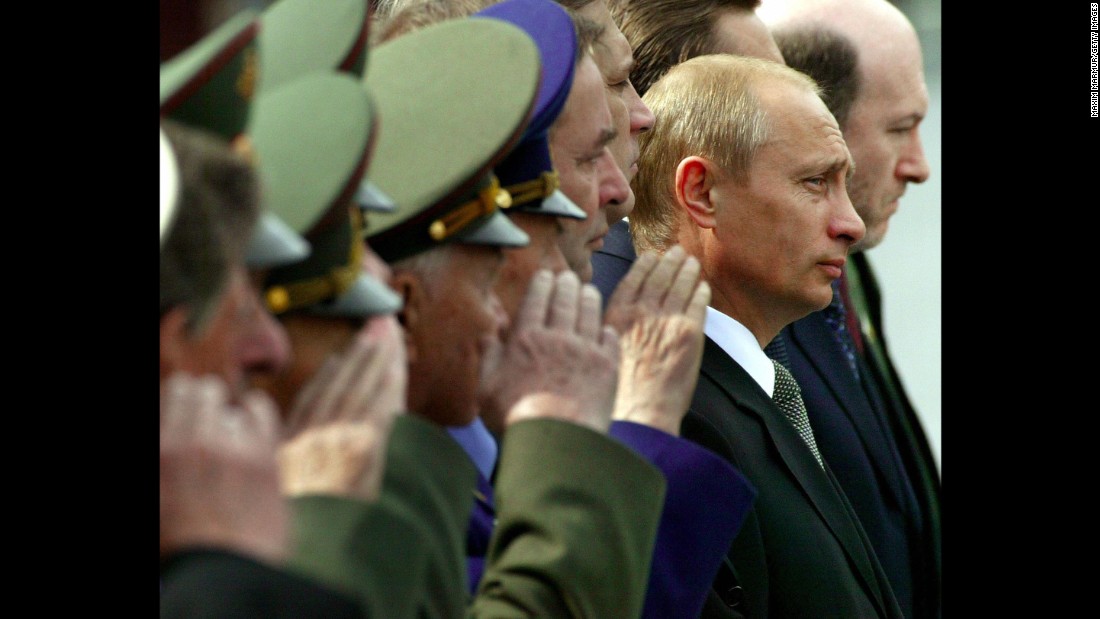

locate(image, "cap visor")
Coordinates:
357 180 397 213
521 188 586 220
307 273 403 317
245 212 311 269
453 210 530 248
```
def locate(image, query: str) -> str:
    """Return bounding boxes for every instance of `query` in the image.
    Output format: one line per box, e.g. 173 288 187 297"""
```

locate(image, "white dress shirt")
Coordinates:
704 306 776 397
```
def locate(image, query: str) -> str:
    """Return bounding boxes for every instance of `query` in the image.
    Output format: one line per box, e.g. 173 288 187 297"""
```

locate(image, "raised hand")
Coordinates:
278 315 406 502
160 372 288 563
604 246 710 435
282 316 406 440
479 269 620 434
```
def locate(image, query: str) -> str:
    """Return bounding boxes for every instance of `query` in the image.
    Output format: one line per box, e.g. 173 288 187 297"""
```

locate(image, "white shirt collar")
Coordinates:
704 306 776 397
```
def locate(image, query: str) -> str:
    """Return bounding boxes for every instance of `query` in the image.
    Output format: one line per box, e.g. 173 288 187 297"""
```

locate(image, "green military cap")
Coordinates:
258 0 395 214
258 0 370 93
363 18 540 263
159 126 179 246
159 9 311 270
249 72 401 317
159 10 260 141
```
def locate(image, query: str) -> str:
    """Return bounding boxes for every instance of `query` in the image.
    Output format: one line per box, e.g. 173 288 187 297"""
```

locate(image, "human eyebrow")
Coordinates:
803 156 854 186
580 127 618 163
595 127 618 150
891 112 924 129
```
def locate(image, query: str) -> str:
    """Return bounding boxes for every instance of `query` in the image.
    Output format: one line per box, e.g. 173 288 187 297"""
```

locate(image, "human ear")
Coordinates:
391 271 424 364
676 156 718 230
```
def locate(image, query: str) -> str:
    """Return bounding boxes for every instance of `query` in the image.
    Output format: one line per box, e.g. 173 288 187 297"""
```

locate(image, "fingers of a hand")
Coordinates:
241 389 281 452
286 355 341 435
345 318 406 424
608 250 659 309
161 372 200 438
687 279 711 324
662 254 702 313
328 333 383 418
516 269 554 331
342 325 388 415
363 315 407 375
577 283 603 340
599 324 620 357
548 270 581 331
193 376 232 445
374 315 407 368
638 245 686 310
305 344 370 428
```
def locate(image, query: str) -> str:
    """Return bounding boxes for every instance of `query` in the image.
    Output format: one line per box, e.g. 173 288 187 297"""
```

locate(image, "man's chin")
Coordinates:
564 250 594 283
577 258 594 284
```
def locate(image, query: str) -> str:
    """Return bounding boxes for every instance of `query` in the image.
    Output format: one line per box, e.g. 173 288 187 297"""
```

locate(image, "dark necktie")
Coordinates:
823 279 861 381
764 332 791 371
837 271 864 355
771 359 824 469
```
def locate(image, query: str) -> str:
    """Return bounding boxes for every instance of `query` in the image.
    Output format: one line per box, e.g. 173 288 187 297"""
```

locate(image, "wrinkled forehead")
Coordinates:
758 81 849 162
584 12 633 77
562 56 614 130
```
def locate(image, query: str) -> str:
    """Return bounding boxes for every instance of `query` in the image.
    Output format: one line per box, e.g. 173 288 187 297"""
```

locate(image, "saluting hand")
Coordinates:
603 245 710 436
278 315 406 502
479 269 620 434
160 372 288 564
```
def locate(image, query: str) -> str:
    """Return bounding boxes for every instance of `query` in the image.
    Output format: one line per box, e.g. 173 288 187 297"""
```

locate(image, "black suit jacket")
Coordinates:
817 252 941 618
160 550 363 619
592 218 635 306
682 338 903 619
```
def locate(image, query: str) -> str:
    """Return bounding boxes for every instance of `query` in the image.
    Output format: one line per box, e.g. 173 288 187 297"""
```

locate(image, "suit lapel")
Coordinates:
699 337 889 617
786 317 909 511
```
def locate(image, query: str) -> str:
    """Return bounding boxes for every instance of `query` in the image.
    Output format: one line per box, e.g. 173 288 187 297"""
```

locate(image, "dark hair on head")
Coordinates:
159 119 261 332
772 27 860 127
554 0 598 11
571 12 605 63
607 0 761 96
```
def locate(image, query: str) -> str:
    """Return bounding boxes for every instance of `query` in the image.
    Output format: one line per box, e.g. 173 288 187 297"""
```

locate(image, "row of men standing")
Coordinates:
159 0 941 617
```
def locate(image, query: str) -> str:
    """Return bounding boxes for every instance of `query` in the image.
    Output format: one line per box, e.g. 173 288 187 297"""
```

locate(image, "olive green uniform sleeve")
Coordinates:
470 419 667 619
287 414 478 618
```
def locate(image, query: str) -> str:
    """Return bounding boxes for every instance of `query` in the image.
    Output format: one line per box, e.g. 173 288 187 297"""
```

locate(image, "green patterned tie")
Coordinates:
772 359 824 469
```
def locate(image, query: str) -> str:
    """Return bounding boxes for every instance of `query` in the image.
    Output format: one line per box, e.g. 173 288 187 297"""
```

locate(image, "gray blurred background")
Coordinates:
869 0 941 473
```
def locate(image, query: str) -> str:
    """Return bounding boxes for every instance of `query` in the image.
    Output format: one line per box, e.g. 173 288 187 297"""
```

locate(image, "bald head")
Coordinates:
766 0 915 41
758 0 925 128
759 0 930 251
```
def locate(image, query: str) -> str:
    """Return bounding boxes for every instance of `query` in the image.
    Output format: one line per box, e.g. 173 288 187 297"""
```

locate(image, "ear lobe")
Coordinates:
392 272 423 364
676 156 718 230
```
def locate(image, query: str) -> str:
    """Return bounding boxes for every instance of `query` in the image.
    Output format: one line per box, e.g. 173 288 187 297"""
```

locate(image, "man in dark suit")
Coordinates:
631 53 904 617
592 0 783 304
759 2 941 616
